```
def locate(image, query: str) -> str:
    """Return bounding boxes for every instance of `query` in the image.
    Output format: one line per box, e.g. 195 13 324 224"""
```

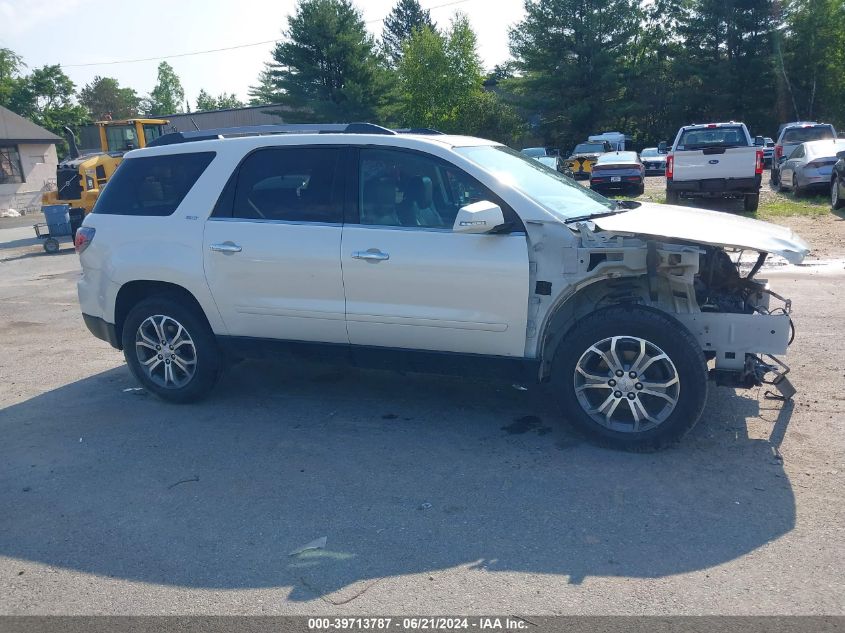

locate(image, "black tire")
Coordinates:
634 184 645 196
550 305 709 451
832 177 845 210
665 190 680 205
770 168 779 187
744 193 760 213
121 294 221 403
43 238 60 254
793 180 803 198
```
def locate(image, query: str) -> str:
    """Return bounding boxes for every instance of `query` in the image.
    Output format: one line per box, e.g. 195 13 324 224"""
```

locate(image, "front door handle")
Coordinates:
210 242 242 253
351 249 389 262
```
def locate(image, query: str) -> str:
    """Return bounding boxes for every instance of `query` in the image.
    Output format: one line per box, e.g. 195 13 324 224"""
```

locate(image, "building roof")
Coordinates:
0 105 62 144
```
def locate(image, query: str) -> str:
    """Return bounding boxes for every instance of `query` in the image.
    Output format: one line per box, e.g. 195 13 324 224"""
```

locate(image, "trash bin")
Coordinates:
68 207 85 239
42 204 71 237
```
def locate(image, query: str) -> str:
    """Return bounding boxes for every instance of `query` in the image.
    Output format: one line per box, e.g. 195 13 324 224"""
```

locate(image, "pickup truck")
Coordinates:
663 122 764 212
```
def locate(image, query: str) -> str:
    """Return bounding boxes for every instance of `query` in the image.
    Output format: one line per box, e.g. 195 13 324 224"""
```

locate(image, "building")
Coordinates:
0 105 61 213
77 104 293 150
163 103 291 133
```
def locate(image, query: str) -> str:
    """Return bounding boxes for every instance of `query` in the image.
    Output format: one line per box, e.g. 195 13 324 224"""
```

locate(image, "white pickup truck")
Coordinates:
663 122 765 212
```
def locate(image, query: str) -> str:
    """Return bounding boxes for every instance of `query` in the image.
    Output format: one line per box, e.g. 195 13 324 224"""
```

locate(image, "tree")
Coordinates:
397 14 522 143
78 76 140 120
398 15 482 128
778 0 845 127
382 0 434 66
268 0 389 121
508 0 640 149
216 92 244 109
145 61 185 116
195 89 217 111
675 0 777 134
248 64 278 106
0 47 25 106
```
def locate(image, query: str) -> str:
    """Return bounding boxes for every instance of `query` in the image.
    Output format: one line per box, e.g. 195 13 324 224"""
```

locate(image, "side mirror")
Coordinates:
754 136 765 146
453 200 506 234
836 150 845 160
658 141 668 154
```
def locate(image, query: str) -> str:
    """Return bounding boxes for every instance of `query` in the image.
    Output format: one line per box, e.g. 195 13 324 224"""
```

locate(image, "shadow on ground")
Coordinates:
0 360 795 602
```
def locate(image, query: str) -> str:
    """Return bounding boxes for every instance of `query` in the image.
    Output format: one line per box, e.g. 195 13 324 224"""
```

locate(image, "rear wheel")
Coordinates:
665 190 680 205
771 168 779 186
832 177 845 210
744 193 760 212
551 306 708 450
122 295 221 403
793 179 803 198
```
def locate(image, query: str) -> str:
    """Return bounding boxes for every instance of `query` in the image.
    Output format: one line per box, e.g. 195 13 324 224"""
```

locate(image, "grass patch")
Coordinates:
756 194 830 219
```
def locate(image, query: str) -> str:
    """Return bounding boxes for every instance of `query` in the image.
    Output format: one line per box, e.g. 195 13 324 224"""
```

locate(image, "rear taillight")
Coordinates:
775 145 783 159
805 160 831 170
74 226 95 253
755 150 764 175
666 154 674 179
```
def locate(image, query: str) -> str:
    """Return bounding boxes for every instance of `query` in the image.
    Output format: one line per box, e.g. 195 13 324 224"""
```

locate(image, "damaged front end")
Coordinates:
682 246 796 400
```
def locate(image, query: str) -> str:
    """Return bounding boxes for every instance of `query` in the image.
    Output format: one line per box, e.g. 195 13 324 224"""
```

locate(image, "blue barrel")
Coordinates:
42 204 71 237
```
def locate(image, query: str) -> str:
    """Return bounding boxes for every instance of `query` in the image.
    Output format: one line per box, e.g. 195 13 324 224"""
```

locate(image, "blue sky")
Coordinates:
0 0 526 108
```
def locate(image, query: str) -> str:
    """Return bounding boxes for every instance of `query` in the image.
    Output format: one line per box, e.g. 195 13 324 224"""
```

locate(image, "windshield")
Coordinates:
782 126 834 144
573 143 606 154
456 145 615 220
677 126 747 150
104 124 139 152
640 148 659 157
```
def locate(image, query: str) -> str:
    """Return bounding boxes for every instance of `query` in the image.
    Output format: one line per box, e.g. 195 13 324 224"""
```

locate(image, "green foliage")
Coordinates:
145 62 185 116
269 0 389 122
196 90 244 111
5 64 89 140
397 15 524 143
778 0 845 129
508 0 641 149
248 65 278 106
78 76 140 120
382 0 434 66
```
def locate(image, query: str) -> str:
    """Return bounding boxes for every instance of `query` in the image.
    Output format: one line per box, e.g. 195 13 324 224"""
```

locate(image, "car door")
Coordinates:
341 147 530 357
782 145 803 187
203 146 349 343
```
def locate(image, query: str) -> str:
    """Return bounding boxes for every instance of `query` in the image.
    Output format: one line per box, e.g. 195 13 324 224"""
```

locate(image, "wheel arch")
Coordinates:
114 280 211 348
537 275 687 380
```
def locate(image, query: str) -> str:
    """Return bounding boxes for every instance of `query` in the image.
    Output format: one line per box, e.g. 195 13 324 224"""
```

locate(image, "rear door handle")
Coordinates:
352 249 389 262
210 242 242 253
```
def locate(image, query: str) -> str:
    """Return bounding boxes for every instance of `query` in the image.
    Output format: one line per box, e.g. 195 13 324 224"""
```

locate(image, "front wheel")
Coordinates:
744 193 760 212
122 295 221 403
551 306 708 450
832 177 844 210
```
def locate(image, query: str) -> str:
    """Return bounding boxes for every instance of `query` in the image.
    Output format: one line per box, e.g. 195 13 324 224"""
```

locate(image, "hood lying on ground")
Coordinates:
591 202 811 264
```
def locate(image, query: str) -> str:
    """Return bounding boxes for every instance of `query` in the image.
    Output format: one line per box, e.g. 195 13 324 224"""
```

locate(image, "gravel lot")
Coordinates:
1 209 843 615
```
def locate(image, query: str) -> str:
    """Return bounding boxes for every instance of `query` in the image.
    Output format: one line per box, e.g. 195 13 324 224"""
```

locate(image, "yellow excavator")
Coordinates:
42 118 169 213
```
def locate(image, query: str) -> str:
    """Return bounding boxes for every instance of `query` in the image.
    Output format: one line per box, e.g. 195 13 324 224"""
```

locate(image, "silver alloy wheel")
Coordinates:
135 314 197 389
573 336 680 433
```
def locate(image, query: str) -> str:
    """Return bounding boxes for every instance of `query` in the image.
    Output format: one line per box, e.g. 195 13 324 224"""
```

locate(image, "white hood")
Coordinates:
591 202 810 264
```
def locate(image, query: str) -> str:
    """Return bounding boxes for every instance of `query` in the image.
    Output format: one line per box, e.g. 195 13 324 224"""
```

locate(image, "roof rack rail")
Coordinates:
394 127 445 135
147 122 396 147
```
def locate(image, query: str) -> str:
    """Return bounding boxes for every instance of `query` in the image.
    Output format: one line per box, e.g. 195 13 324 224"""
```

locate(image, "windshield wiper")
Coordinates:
563 208 628 224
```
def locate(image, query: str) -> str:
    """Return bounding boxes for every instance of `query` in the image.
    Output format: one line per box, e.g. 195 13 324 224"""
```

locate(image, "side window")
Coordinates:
92 152 215 216
789 145 804 160
359 148 508 229
233 147 342 223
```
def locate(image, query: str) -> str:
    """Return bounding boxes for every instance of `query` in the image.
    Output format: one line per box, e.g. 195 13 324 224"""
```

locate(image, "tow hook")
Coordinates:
756 354 796 401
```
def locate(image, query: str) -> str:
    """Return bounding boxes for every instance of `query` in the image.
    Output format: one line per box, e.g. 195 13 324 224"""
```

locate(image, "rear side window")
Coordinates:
232 147 343 223
677 127 746 149
93 152 215 216
782 126 834 144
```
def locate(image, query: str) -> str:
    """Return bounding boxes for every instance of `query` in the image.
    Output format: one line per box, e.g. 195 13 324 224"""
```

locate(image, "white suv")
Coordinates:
75 123 809 449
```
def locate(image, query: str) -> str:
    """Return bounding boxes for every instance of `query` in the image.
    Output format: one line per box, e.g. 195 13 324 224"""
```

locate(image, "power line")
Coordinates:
61 0 473 68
